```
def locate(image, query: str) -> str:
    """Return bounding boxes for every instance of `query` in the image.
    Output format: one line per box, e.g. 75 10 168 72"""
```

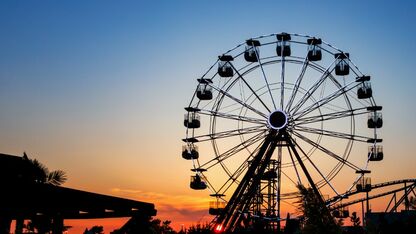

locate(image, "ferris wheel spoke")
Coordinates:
280 56 286 110
289 59 337 115
294 125 371 143
287 147 302 185
205 136 265 196
210 132 266 168
281 169 299 188
255 48 277 110
293 79 360 119
229 63 272 113
192 126 267 142
209 84 268 118
199 173 219 195
286 57 309 113
218 160 251 194
210 100 252 115
200 131 266 170
198 109 266 125
281 198 300 209
289 134 341 197
294 107 368 125
292 131 362 171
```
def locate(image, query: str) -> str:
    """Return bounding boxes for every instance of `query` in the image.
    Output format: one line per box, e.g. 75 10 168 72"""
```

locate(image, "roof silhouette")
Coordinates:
0 153 156 219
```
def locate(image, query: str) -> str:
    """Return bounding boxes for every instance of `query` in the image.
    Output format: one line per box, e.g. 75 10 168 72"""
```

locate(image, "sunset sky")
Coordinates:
1 0 416 233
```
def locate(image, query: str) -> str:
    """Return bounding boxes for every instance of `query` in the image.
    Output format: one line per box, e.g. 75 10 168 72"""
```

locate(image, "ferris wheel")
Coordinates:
182 32 383 232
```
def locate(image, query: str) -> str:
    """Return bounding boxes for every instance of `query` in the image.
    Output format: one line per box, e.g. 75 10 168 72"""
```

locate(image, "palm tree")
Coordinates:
21 152 68 234
23 152 67 185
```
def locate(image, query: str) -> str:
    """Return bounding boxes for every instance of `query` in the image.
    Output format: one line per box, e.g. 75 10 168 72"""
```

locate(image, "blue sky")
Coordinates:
0 0 416 231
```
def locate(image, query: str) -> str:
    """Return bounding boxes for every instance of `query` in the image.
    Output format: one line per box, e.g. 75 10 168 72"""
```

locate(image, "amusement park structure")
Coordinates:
181 32 392 233
328 179 416 221
0 153 157 234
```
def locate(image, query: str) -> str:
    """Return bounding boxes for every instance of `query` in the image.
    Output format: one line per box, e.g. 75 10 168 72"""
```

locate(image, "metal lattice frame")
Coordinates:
329 179 416 212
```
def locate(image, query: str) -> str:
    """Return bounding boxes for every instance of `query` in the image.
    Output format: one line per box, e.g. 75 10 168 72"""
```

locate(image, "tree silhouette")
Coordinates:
296 184 342 234
23 152 67 185
349 212 363 234
148 219 176 233
161 220 175 233
186 223 210 234
350 212 361 227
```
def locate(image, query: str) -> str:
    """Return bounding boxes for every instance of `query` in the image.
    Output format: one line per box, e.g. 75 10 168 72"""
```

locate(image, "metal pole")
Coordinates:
394 192 397 212
404 182 408 211
286 133 324 204
361 201 365 227
277 145 282 232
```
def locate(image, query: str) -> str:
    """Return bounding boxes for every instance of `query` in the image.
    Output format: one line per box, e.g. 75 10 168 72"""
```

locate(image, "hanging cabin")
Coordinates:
196 80 213 100
368 112 383 128
357 81 373 99
356 177 372 192
307 38 322 61
190 174 207 190
244 39 261 62
218 55 234 77
209 200 226 215
184 112 200 128
368 145 384 161
367 106 383 128
334 53 350 75
356 76 372 99
182 144 199 160
276 33 291 57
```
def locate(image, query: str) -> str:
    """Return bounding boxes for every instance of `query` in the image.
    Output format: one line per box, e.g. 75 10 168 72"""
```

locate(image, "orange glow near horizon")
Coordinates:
65 218 128 234
47 192 409 233
4 178 414 233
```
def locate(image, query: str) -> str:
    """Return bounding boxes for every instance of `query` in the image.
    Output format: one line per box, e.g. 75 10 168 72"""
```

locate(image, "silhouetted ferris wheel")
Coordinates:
182 33 383 232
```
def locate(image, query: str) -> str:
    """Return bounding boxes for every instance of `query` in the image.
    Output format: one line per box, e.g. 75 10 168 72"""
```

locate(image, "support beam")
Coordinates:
286 133 324 205
215 130 277 232
361 201 365 227
231 133 280 229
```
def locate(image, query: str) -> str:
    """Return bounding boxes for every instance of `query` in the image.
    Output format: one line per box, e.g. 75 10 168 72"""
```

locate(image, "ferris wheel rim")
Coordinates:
183 33 383 228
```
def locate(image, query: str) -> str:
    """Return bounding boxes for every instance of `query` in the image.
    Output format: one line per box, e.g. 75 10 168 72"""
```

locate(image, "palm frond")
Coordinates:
47 170 67 186
29 159 49 183
24 154 67 185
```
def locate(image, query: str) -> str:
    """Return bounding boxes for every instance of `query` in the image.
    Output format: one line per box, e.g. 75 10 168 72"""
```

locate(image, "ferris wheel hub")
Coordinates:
267 110 288 130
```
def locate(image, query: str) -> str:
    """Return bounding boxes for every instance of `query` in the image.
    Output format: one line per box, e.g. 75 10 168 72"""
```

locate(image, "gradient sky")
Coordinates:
1 0 416 232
